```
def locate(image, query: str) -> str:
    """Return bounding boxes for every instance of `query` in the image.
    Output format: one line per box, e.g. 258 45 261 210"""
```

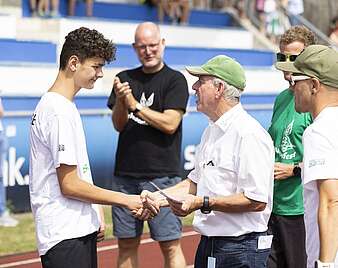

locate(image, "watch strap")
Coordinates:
200 196 211 214
315 260 335 268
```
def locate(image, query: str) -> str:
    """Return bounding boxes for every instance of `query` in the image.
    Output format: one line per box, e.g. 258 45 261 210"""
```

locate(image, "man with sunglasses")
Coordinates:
267 25 316 268
275 44 338 268
107 22 189 268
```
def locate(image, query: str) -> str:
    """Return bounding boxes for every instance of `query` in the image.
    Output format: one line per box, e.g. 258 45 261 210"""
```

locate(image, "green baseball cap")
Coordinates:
275 45 338 88
185 55 246 90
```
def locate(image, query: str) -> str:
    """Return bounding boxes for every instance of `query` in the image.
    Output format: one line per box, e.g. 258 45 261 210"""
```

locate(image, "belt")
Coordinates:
202 231 267 242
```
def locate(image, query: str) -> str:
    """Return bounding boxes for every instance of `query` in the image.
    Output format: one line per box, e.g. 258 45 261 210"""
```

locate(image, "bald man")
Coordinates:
107 22 189 268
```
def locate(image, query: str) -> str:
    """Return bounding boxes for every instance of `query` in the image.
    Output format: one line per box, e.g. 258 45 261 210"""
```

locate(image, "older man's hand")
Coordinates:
168 194 202 217
131 193 160 221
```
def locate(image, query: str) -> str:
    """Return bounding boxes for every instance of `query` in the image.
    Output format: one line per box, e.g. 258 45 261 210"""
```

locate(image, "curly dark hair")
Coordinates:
279 25 316 48
59 27 116 70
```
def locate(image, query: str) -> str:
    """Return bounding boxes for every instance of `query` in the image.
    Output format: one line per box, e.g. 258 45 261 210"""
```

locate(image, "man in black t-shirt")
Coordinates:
107 22 189 268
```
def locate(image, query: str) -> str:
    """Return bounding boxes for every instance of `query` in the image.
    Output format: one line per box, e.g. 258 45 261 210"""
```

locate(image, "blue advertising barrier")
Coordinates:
3 95 274 212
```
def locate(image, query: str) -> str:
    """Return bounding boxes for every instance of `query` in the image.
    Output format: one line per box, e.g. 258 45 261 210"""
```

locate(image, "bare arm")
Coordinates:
317 179 338 262
111 77 184 134
274 162 295 180
56 164 141 210
210 193 266 213
141 178 196 207
167 191 266 217
111 77 131 132
135 106 183 135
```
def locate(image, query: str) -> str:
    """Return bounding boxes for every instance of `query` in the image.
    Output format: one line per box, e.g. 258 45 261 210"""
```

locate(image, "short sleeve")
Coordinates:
47 114 77 169
237 133 274 203
163 72 189 112
303 129 338 184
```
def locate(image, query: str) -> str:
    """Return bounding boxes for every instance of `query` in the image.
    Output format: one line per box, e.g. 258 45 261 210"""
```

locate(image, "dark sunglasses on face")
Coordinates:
276 52 298 62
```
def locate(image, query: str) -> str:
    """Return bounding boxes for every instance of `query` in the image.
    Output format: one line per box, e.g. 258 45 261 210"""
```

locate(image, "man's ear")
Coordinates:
68 55 79 72
215 82 225 99
311 78 321 95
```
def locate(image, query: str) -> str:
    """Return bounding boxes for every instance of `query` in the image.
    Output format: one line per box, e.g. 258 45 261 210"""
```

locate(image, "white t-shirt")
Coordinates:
188 104 274 237
302 107 338 268
29 92 100 256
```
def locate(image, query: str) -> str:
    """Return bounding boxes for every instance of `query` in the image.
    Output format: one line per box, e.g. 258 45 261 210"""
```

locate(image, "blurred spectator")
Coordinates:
234 0 245 19
149 0 189 25
29 0 41 17
68 0 93 17
255 0 266 33
30 0 59 17
167 0 190 24
281 0 304 26
0 97 18 227
193 0 208 10
329 16 338 45
265 0 290 43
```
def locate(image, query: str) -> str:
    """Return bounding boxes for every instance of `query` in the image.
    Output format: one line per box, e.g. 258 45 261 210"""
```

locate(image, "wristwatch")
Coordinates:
293 163 301 177
200 196 211 214
315 260 335 268
131 102 143 115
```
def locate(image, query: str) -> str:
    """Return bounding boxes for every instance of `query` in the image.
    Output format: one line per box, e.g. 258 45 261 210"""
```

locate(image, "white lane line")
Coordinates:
0 231 198 268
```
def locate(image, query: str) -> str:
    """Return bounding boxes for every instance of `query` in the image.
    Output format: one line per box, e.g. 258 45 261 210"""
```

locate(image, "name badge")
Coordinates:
207 257 216 268
258 235 273 249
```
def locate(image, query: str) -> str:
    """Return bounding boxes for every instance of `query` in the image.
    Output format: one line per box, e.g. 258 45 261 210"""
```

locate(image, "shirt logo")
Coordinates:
58 144 65 152
309 159 325 168
275 120 296 160
31 113 37 125
83 164 89 173
140 92 154 107
130 92 154 125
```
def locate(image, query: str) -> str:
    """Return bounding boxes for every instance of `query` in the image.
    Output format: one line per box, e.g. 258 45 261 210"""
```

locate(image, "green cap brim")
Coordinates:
275 61 301 73
185 66 211 77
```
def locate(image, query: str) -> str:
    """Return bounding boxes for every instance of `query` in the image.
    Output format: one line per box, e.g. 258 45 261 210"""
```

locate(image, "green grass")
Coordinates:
0 206 194 257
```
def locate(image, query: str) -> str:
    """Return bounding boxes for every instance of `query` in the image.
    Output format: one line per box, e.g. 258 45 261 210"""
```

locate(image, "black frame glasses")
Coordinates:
276 52 298 62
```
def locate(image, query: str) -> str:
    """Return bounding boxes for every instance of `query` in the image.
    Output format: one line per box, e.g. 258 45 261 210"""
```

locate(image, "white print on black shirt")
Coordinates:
129 92 154 125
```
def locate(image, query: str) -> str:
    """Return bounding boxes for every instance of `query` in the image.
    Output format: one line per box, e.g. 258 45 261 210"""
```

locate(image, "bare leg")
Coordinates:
86 0 93 16
29 0 37 17
68 0 76 16
51 0 59 16
159 239 186 268
117 237 141 268
179 0 190 24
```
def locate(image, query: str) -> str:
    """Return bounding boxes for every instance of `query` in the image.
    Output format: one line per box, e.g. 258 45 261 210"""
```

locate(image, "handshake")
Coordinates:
126 182 201 220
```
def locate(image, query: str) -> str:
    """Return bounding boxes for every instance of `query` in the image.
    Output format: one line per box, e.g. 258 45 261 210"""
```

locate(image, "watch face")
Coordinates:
293 166 301 177
201 207 211 214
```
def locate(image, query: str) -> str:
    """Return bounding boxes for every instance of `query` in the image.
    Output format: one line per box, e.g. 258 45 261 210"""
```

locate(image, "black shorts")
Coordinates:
41 232 97 268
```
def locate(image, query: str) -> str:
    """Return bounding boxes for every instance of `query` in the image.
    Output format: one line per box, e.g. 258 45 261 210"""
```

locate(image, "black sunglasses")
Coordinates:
276 52 298 62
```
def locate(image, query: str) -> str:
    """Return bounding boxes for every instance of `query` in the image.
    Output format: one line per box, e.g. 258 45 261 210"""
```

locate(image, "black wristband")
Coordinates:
200 196 211 214
293 164 301 177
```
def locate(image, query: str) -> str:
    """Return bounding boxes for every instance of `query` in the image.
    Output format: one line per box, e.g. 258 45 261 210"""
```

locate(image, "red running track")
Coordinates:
0 227 200 268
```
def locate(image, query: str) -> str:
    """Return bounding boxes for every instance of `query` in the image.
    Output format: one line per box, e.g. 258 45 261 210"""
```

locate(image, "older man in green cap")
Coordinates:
275 45 338 268
141 55 275 268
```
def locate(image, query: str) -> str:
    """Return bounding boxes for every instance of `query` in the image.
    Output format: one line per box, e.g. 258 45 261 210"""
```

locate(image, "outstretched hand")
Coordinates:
167 194 201 217
127 193 160 221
